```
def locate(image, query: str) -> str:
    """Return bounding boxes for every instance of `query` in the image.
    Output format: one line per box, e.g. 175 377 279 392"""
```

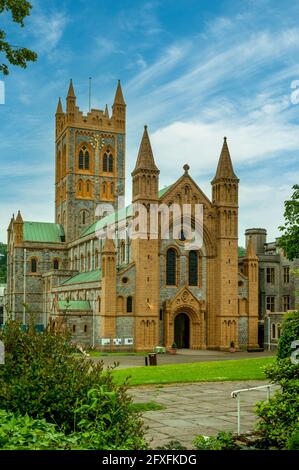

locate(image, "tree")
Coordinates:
238 246 246 257
0 242 7 283
278 184 299 260
0 0 37 75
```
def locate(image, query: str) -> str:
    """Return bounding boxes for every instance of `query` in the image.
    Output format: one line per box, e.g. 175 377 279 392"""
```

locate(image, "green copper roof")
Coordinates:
81 185 173 239
24 222 65 243
158 184 172 198
81 204 133 238
58 300 92 311
61 269 102 286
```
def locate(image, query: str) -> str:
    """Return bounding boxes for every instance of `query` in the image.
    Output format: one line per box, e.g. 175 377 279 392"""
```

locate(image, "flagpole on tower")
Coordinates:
89 77 92 111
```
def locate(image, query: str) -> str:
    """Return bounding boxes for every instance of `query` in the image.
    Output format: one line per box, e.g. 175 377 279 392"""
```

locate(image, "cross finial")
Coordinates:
183 164 190 174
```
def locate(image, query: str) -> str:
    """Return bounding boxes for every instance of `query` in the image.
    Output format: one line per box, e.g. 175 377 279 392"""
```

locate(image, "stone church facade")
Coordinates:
6 80 259 351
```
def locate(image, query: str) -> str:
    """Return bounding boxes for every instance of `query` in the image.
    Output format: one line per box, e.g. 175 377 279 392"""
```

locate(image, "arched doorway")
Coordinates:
174 313 190 348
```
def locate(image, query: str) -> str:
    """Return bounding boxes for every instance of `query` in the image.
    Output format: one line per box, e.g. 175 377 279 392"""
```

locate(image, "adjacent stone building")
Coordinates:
6 80 259 351
239 228 299 349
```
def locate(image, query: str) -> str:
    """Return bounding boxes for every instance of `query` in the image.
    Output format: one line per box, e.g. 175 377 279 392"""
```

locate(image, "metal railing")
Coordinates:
231 384 279 435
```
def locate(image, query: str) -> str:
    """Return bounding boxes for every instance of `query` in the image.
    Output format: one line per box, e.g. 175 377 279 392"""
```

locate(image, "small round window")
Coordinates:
122 277 128 284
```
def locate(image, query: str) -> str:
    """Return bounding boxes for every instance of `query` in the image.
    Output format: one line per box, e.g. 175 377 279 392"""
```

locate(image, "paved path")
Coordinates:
93 350 274 369
129 380 275 449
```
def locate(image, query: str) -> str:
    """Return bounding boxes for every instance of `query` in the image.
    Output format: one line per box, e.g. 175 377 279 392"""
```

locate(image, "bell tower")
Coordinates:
54 79 126 241
211 137 240 349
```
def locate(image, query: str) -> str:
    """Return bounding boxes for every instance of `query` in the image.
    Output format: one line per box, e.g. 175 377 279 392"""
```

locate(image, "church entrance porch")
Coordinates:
174 313 190 348
163 286 206 350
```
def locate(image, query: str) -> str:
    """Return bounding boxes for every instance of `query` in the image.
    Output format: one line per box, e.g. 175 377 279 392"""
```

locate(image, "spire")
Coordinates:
104 104 109 118
8 214 15 232
133 126 159 173
246 237 257 259
67 79 75 98
113 79 125 105
56 97 63 114
213 137 238 181
15 210 23 223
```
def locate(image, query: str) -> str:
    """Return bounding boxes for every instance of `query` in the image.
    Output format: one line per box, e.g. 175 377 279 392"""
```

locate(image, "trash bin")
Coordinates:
148 353 157 366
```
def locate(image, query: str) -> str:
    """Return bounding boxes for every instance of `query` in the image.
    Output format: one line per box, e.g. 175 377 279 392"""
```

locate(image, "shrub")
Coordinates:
256 377 299 448
287 426 299 450
0 319 146 449
0 409 79 450
255 314 299 449
193 431 237 450
277 310 299 360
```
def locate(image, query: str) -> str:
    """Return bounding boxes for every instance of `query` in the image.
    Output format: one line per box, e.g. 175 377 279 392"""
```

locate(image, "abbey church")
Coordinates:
6 80 259 351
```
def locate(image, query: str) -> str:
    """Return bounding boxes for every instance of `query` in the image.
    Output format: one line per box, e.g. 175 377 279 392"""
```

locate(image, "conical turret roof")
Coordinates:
133 126 159 173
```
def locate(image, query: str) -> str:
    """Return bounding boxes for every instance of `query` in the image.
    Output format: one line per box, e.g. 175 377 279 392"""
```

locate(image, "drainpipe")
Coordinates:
23 248 26 325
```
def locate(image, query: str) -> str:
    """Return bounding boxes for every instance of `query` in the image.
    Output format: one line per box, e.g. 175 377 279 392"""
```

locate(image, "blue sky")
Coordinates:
0 0 299 243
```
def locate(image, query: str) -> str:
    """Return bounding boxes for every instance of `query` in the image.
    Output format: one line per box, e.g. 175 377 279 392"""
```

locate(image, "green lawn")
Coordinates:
112 357 275 386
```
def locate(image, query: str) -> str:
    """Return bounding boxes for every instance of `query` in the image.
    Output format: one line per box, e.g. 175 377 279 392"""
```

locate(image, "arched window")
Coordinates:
31 258 37 273
82 211 86 225
85 180 92 197
84 150 89 170
272 323 276 340
166 248 176 285
81 254 84 271
79 150 84 169
53 259 59 270
95 249 99 268
108 154 113 172
110 182 114 196
103 153 108 172
74 255 78 270
79 146 90 170
87 252 91 270
127 296 133 313
189 250 198 286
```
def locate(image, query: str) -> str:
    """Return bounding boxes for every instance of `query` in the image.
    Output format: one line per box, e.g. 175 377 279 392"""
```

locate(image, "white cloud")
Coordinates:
30 11 68 53
149 118 299 175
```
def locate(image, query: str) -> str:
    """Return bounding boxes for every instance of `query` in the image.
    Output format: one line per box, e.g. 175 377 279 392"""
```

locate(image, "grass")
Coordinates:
112 357 275 386
130 401 166 412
